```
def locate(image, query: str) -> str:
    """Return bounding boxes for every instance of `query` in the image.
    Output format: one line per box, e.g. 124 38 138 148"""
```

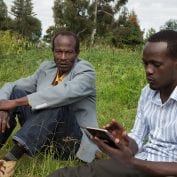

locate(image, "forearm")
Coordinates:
15 96 29 107
0 97 29 111
131 158 177 176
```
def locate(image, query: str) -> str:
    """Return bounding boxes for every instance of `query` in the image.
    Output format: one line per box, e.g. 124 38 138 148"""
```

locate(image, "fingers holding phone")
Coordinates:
103 120 129 146
91 135 119 155
83 127 120 149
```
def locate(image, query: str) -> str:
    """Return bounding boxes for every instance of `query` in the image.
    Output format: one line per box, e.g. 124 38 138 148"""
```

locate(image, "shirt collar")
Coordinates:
170 85 177 101
151 85 177 105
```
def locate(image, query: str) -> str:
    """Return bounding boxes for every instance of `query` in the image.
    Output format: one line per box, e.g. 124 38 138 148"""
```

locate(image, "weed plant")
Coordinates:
0 46 147 176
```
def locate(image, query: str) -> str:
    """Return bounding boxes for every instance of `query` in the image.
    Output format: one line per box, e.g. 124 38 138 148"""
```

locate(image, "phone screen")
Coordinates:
84 127 118 148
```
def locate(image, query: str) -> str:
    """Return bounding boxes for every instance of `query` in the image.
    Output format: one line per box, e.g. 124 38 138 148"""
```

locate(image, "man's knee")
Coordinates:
10 87 27 100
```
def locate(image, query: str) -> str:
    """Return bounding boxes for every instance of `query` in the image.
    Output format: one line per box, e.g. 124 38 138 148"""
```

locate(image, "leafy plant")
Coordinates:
0 30 32 58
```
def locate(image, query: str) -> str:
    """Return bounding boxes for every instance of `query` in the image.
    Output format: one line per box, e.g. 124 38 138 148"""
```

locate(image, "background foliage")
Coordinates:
1 0 177 48
0 0 41 41
0 30 32 58
0 0 144 48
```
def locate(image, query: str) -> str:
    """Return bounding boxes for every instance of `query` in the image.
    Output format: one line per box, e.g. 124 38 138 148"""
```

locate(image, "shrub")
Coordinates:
0 30 32 58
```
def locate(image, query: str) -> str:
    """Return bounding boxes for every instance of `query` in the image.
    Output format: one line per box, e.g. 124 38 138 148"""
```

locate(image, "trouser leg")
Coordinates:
47 158 152 177
54 106 83 160
13 106 82 157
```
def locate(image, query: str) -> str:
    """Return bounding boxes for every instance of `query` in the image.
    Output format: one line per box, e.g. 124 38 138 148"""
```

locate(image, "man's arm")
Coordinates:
92 119 177 176
93 136 177 176
0 97 29 111
0 61 49 100
131 158 177 176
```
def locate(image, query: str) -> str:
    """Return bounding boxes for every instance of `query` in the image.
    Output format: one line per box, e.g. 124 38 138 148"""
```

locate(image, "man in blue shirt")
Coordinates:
47 30 177 177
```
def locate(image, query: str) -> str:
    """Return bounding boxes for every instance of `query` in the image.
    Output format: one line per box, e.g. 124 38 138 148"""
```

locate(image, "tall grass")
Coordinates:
81 47 146 129
0 47 147 176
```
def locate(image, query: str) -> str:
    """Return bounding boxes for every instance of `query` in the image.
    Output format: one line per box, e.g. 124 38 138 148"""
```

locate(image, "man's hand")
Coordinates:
92 136 133 165
0 100 17 111
0 111 10 133
0 98 29 133
91 120 133 164
103 119 129 146
93 137 177 177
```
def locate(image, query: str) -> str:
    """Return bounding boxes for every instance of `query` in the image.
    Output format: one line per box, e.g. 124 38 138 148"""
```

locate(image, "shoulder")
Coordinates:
38 60 56 70
74 59 95 72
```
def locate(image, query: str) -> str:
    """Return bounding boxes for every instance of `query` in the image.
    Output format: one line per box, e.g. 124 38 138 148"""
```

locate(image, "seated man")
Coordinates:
47 30 177 177
0 31 98 176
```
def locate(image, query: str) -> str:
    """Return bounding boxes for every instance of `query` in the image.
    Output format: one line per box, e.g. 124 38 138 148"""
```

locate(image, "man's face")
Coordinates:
53 35 78 75
143 42 177 91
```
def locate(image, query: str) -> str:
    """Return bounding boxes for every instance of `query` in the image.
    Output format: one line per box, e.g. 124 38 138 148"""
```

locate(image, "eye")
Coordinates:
66 51 72 54
153 62 161 68
55 50 62 54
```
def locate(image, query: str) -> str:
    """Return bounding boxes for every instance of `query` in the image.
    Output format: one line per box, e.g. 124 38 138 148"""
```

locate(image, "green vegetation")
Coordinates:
0 31 32 58
0 47 147 176
1 0 143 47
48 0 143 47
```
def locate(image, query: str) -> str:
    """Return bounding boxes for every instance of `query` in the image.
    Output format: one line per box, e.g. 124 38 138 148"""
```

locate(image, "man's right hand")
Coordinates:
0 111 10 133
103 119 129 146
103 120 138 156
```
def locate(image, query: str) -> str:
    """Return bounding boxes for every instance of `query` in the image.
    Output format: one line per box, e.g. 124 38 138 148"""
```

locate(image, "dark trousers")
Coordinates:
0 88 82 159
47 158 154 177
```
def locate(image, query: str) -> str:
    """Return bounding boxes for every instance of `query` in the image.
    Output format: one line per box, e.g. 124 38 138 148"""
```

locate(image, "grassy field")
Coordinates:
0 47 146 176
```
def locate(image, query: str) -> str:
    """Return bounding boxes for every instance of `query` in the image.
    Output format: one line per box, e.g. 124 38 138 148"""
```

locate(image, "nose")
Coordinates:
145 64 154 75
60 52 67 60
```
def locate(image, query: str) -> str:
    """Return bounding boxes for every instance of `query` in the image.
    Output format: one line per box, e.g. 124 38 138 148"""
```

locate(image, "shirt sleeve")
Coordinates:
0 61 48 100
128 86 150 151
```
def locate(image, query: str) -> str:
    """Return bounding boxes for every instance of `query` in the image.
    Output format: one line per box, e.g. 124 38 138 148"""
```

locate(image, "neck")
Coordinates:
160 83 177 103
58 70 64 76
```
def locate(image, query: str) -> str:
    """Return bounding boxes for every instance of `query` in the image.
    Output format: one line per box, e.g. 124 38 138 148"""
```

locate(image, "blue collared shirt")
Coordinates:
129 85 177 162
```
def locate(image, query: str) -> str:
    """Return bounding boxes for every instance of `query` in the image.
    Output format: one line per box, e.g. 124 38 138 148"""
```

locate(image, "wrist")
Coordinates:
15 97 29 106
129 157 143 170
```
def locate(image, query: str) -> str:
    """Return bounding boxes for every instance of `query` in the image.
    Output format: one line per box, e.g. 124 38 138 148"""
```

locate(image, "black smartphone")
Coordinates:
83 127 118 148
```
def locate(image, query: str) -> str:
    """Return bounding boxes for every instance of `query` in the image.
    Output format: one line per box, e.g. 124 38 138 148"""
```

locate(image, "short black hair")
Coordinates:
148 30 177 59
52 31 80 53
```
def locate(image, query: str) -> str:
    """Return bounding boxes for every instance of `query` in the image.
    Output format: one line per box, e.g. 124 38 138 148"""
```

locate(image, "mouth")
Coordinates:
56 61 72 73
59 63 69 67
56 61 70 67
146 77 155 84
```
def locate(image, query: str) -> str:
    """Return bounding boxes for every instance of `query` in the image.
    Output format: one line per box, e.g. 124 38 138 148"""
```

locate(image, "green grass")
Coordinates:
0 47 147 176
